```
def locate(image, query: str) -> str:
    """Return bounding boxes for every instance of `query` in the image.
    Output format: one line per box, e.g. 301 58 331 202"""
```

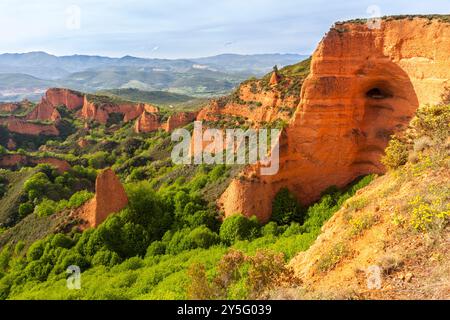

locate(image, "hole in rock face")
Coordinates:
366 87 393 99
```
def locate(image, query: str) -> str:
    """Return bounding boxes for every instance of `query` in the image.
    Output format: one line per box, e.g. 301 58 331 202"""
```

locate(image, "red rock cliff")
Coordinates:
219 17 450 222
44 88 84 111
76 168 128 228
134 111 160 133
165 112 197 132
0 117 59 136
26 88 83 121
79 95 152 124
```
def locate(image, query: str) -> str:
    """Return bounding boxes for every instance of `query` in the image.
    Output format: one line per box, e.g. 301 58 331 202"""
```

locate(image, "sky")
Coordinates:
0 0 449 59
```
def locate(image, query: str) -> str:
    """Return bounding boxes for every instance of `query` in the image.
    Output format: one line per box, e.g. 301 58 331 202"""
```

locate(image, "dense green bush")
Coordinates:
146 241 166 257
219 214 260 245
125 181 172 239
27 240 46 262
50 234 73 249
381 138 408 170
34 198 58 217
87 151 115 169
272 188 304 225
92 249 121 267
67 190 94 209
412 104 450 142
18 202 34 218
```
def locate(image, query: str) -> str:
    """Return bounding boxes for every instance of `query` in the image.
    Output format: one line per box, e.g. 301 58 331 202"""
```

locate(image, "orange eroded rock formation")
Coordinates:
44 88 84 111
30 157 71 173
0 154 70 172
134 111 160 133
76 168 128 229
0 103 21 113
219 18 450 222
134 110 197 133
197 80 299 126
0 154 28 167
26 88 84 121
165 112 197 132
80 95 157 124
0 117 59 136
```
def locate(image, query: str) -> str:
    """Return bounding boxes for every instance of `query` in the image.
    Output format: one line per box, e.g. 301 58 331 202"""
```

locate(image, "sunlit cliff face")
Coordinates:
219 18 450 222
351 60 419 176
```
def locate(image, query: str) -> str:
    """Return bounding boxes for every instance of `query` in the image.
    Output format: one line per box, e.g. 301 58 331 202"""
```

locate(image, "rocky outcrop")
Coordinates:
77 138 90 148
133 110 197 133
44 88 84 111
165 112 197 132
197 78 300 126
26 88 83 122
0 154 70 172
30 157 71 173
26 99 60 122
269 71 279 86
79 95 156 124
75 168 128 228
219 17 450 222
0 117 59 136
144 104 159 113
0 154 27 167
0 103 20 113
134 111 160 133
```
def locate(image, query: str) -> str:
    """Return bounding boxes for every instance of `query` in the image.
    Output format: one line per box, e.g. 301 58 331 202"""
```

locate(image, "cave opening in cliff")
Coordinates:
366 87 393 99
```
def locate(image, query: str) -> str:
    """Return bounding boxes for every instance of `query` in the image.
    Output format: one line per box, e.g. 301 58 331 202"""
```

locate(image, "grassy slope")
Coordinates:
289 165 449 299
0 168 38 228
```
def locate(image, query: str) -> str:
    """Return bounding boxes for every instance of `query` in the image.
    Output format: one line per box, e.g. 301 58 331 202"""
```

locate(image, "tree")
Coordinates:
219 214 260 245
34 198 57 217
272 188 304 225
0 145 6 156
18 202 34 218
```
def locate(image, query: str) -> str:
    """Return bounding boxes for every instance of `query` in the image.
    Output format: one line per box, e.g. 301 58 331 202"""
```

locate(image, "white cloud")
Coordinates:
0 0 449 57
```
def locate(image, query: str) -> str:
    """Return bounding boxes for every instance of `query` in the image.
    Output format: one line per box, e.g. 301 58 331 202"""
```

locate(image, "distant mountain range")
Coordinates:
0 52 308 102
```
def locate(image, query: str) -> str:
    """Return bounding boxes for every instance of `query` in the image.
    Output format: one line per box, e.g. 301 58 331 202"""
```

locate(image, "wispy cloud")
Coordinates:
1 0 449 58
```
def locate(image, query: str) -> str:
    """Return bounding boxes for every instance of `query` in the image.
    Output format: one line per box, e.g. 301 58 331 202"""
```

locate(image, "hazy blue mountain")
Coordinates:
191 53 308 73
0 52 307 101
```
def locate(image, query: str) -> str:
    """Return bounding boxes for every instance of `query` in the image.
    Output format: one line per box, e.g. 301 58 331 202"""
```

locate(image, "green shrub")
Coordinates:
125 181 171 239
67 190 94 209
261 222 280 237
50 234 73 249
92 249 121 267
0 246 12 272
117 257 144 271
219 214 260 245
208 165 227 182
166 227 219 255
34 198 57 217
272 188 304 225
381 138 408 170
14 241 25 255
24 260 53 281
146 241 166 257
87 151 113 169
18 202 34 218
27 240 46 261
412 104 450 142
186 226 220 249
60 252 90 271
